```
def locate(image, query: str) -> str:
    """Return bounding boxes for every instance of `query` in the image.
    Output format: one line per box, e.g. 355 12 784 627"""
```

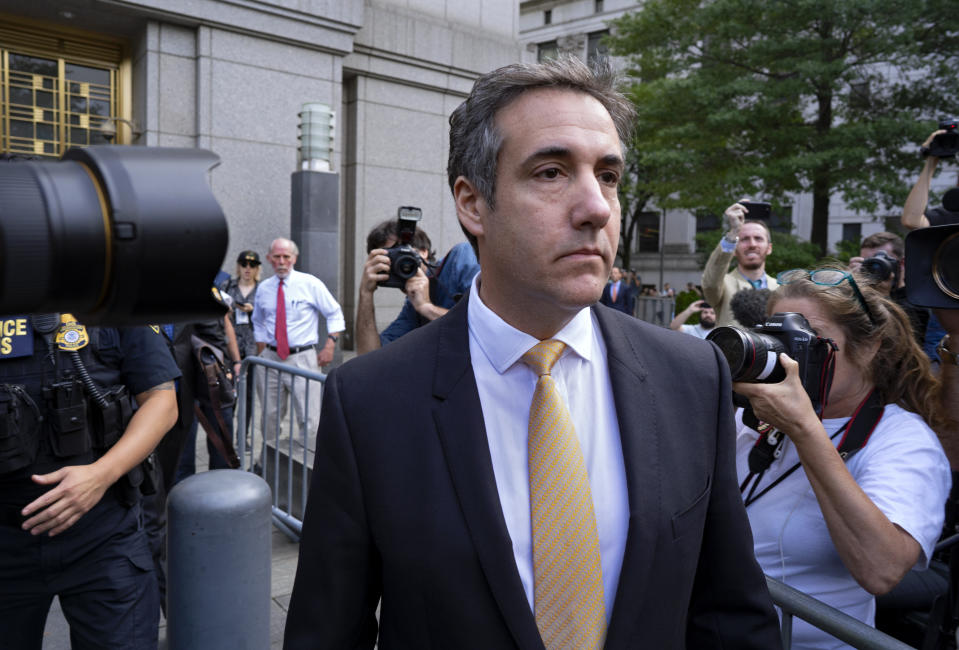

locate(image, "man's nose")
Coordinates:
571 173 612 229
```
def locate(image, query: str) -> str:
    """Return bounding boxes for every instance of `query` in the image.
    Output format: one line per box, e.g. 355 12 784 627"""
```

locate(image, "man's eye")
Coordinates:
538 167 560 179
599 171 619 185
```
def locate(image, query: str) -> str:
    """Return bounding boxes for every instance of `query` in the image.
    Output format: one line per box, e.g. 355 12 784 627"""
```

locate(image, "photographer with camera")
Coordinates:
715 267 950 648
902 122 959 230
354 212 479 355
848 232 928 345
702 200 779 327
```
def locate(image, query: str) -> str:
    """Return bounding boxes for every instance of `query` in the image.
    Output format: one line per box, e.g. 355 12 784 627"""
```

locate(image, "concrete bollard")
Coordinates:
167 470 272 649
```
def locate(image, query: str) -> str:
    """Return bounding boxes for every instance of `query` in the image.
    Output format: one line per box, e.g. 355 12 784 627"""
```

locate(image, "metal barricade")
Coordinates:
634 295 675 327
767 576 915 649
236 355 326 542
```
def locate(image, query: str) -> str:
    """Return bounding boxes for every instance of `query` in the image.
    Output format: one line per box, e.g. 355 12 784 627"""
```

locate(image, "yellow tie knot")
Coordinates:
522 340 567 377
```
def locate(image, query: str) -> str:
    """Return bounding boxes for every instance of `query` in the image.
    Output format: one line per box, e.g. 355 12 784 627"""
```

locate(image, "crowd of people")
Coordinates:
0 55 956 650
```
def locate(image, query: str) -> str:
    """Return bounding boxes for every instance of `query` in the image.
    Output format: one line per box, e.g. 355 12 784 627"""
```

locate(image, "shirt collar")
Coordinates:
467 273 594 375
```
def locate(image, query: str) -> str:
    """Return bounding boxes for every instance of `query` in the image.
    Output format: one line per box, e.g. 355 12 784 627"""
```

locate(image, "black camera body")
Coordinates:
924 118 959 159
861 249 900 286
380 206 425 289
707 312 835 415
906 223 959 309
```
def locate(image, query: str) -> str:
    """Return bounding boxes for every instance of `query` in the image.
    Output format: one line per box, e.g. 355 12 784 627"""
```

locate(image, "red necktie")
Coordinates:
275 279 290 360
611 283 618 302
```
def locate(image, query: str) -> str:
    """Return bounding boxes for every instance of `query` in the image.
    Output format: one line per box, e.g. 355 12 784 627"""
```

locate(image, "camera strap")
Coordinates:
741 389 883 507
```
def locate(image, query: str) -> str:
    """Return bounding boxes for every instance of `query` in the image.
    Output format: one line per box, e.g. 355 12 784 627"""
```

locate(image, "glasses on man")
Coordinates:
776 268 877 326
239 260 259 268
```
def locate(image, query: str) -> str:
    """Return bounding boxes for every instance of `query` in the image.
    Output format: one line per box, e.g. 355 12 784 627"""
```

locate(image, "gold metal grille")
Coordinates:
0 16 125 157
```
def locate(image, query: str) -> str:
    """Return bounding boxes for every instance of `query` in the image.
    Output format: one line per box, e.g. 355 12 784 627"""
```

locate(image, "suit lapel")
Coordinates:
431 297 545 650
593 307 662 649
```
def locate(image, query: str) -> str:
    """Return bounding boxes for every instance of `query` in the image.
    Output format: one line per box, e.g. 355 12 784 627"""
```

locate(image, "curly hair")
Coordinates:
767 268 943 431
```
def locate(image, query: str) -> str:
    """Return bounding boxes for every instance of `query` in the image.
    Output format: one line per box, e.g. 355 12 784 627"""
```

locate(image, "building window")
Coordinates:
544 9 552 25
637 211 660 252
587 30 610 66
595 0 605 12
842 222 862 244
537 41 558 62
0 17 127 157
696 210 721 233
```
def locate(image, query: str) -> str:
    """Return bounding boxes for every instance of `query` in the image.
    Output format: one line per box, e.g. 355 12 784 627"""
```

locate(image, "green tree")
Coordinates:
607 0 959 254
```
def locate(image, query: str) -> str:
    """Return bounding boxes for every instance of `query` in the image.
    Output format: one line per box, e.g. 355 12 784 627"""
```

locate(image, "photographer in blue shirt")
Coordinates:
355 219 479 354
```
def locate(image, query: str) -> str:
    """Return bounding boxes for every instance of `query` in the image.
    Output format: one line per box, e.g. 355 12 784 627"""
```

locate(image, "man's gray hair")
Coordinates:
447 56 636 251
270 237 299 256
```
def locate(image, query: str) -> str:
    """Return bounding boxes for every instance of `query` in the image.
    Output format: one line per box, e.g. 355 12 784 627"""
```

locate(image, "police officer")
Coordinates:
0 313 179 649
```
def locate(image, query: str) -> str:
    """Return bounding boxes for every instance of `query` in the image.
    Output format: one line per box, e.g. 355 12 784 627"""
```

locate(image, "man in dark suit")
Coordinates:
599 266 634 315
284 56 781 649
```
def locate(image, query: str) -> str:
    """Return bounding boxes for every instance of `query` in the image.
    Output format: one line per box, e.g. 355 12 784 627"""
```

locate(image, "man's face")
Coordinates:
700 307 716 328
859 243 901 295
610 267 622 282
456 88 623 335
735 223 772 271
269 242 297 278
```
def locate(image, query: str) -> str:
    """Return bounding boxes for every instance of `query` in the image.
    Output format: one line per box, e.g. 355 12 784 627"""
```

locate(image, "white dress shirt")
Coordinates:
252 269 345 347
466 275 629 620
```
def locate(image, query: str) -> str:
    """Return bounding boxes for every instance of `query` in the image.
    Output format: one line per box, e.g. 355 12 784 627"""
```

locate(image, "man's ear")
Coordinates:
454 176 485 240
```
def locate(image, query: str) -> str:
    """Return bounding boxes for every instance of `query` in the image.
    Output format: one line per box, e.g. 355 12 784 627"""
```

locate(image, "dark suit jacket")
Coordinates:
284 297 781 649
600 281 634 315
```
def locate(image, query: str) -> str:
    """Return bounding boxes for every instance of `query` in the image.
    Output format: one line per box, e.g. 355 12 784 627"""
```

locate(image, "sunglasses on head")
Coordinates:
776 268 877 326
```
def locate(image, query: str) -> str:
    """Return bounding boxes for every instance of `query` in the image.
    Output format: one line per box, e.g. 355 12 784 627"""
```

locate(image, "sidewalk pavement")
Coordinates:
41 430 302 649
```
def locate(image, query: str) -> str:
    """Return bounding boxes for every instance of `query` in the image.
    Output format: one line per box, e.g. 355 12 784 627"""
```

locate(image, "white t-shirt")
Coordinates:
679 323 713 339
736 404 951 649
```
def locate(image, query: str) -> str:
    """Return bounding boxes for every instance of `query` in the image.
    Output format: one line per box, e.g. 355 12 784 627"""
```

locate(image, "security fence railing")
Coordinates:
236 355 326 542
767 576 915 650
634 295 675 327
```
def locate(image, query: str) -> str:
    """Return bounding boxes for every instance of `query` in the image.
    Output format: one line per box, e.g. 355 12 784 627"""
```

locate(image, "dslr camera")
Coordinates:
379 206 425 289
922 118 959 159
707 312 836 416
860 249 900 286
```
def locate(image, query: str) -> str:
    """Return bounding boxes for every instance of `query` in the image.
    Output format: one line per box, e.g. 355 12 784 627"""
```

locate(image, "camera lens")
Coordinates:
0 146 227 324
861 257 892 282
394 252 420 279
933 232 959 300
706 327 787 383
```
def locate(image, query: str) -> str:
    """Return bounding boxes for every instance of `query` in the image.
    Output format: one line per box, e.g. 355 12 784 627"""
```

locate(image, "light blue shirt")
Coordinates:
466 274 629 620
252 269 345 347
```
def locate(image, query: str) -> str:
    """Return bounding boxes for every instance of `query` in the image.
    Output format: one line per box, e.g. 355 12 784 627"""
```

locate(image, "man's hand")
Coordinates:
404 267 449 322
723 201 748 240
318 337 337 367
848 256 865 273
22 464 111 536
406 268 431 313
669 299 704 330
922 129 947 159
361 249 391 294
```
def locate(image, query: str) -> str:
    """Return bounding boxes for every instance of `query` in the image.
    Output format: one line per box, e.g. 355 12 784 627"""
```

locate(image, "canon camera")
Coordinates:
380 206 425 289
706 312 836 416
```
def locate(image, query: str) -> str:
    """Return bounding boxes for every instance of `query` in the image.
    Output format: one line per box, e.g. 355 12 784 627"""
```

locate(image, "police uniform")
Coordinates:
0 314 180 650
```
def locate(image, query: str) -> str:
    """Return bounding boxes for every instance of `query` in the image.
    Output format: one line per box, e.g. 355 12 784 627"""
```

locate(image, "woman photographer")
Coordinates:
222 250 261 371
734 267 950 649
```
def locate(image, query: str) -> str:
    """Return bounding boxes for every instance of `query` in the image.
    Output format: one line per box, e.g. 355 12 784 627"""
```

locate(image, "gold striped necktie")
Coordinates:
522 339 606 650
